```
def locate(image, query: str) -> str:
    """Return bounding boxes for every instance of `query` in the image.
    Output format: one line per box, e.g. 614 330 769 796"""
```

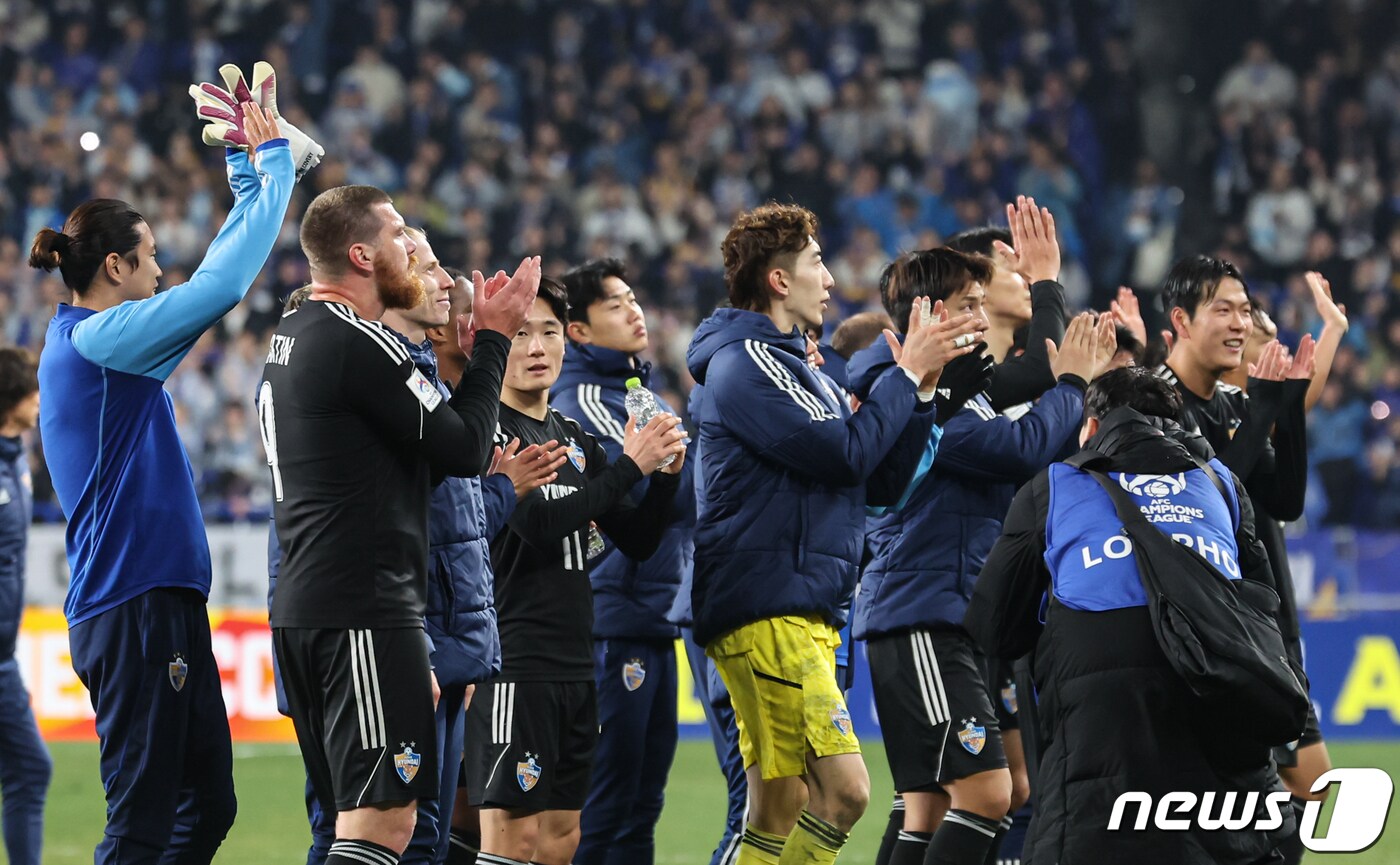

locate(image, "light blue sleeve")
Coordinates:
72 140 295 380
224 146 262 201
866 423 943 516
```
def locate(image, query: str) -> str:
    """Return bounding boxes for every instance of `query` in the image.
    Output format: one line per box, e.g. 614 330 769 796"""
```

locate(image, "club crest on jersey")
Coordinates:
622 659 646 691
517 753 542 792
168 654 187 692
957 719 986 755
567 439 586 472
831 703 853 737
1119 472 1187 498
394 744 421 784
1001 682 1018 716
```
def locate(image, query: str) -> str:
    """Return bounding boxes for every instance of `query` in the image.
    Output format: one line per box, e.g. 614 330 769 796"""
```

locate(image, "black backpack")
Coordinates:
1065 450 1310 747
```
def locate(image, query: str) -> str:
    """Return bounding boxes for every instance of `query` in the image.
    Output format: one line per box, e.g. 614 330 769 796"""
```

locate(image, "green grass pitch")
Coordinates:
32 739 1400 863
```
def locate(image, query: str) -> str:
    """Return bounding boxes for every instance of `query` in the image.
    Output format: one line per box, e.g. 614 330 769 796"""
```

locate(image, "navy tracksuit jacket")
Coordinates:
552 343 693 865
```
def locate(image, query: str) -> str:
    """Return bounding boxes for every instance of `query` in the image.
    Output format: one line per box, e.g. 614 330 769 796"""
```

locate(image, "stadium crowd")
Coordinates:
0 0 1398 526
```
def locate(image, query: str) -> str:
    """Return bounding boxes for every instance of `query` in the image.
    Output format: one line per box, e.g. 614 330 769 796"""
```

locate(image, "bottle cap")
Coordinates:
625 377 642 389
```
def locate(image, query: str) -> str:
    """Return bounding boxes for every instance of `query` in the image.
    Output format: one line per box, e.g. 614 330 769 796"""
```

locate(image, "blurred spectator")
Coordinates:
0 0 1393 529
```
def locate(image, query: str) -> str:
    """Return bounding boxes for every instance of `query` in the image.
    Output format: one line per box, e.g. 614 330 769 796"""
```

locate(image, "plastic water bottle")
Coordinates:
624 377 676 469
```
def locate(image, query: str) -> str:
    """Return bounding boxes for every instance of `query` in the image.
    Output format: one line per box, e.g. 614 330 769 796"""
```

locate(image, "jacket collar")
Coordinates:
562 342 650 388
0 436 20 462
392 331 440 380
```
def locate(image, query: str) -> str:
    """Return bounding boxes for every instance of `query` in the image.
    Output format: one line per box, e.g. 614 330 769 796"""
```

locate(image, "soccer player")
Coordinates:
686 203 984 865
382 229 567 865
550 258 694 865
260 185 539 865
466 276 686 865
31 97 294 864
849 249 1111 865
1155 257 1327 864
0 348 48 865
964 366 1293 865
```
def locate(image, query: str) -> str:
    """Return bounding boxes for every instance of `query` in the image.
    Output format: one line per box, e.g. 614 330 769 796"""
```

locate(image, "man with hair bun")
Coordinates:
31 84 296 864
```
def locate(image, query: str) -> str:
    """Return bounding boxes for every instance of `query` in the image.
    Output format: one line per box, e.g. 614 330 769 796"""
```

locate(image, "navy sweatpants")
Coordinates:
682 629 747 865
68 588 236 865
0 659 50 865
575 638 678 865
404 638 477 865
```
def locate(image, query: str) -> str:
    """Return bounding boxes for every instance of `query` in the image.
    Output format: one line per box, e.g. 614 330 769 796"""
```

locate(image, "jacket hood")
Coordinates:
1084 407 1217 473
846 336 898 400
687 308 805 385
557 343 649 388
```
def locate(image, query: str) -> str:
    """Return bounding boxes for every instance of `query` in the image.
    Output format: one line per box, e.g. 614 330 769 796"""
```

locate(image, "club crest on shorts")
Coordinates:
517 752 542 792
1001 682 1018 716
831 703 853 737
957 719 986 755
622 658 646 691
168 654 187 692
567 439 586 472
394 743 421 784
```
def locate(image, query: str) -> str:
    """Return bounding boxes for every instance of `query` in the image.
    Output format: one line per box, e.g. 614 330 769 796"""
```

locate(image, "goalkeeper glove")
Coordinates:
222 61 325 180
188 81 249 149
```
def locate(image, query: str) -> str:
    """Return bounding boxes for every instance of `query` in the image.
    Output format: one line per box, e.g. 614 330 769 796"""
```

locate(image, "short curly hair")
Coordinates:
721 203 819 312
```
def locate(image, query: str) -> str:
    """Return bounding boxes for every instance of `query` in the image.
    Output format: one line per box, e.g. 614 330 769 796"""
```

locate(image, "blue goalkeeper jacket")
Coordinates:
40 141 294 626
552 342 694 641
685 308 934 647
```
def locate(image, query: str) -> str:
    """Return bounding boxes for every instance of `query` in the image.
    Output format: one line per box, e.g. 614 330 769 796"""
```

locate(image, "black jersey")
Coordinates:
1158 364 1310 659
260 300 508 629
490 404 679 682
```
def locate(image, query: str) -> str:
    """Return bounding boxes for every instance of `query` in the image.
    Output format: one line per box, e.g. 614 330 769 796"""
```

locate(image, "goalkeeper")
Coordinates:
29 62 319 865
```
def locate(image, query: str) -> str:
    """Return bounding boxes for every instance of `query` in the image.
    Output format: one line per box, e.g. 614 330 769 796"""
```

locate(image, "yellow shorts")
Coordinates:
708 614 861 780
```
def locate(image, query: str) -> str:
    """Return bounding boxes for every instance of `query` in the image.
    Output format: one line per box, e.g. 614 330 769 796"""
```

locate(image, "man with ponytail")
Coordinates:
30 66 305 865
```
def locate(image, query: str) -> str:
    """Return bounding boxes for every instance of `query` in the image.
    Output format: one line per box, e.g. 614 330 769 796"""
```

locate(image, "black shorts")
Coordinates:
985 656 1020 732
1273 700 1324 768
464 680 598 811
273 627 438 811
868 629 1007 791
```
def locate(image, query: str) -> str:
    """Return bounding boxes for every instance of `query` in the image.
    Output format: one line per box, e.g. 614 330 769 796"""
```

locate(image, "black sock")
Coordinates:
476 854 528 865
890 830 933 865
924 810 1002 865
875 795 906 865
327 839 399 865
982 815 1013 865
448 828 481 865
1278 797 1307 865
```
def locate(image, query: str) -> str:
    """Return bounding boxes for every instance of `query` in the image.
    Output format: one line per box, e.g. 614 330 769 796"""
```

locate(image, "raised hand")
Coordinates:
1089 313 1118 379
473 256 541 337
1002 195 1060 284
622 414 687 476
1248 340 1288 382
490 437 569 500
1111 286 1148 346
241 103 281 153
885 297 987 391
1306 272 1348 333
1046 312 1100 382
1286 333 1316 380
